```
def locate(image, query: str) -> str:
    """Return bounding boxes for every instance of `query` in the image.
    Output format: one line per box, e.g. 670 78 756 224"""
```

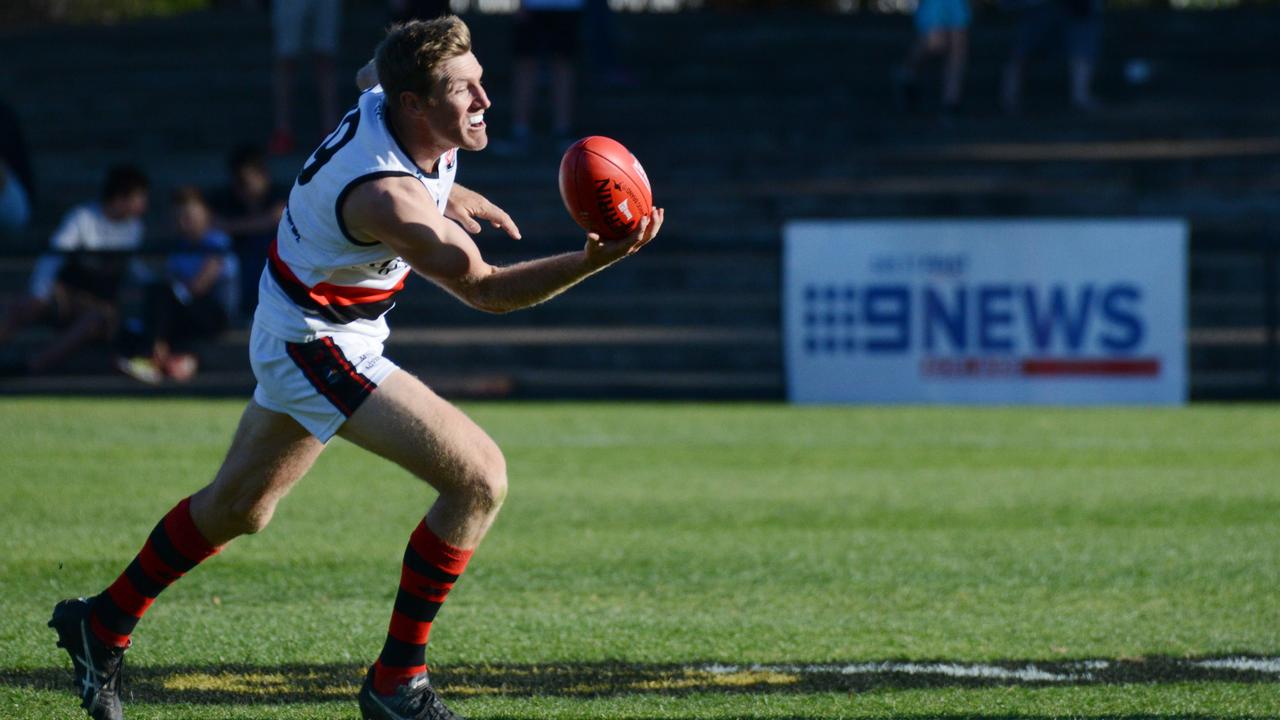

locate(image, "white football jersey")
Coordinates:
255 85 457 342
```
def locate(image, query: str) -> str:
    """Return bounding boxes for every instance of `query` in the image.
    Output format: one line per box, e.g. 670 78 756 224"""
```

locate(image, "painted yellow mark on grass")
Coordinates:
448 668 802 696
162 671 351 698
165 672 289 694
695 669 801 687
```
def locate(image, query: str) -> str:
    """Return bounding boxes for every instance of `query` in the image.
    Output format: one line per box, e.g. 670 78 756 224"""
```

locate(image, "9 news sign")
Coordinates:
784 220 1187 405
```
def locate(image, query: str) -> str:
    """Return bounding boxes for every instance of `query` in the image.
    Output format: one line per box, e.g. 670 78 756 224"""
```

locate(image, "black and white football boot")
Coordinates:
48 597 127 720
358 667 464 720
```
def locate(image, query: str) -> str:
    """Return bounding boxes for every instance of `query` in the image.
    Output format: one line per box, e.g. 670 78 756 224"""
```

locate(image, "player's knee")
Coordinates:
460 443 507 515
224 496 276 535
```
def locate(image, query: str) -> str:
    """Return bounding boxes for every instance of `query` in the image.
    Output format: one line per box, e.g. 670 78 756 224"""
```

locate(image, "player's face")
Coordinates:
428 52 490 152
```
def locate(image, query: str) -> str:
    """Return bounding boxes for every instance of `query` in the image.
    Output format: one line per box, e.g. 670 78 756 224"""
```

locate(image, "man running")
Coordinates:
49 15 663 720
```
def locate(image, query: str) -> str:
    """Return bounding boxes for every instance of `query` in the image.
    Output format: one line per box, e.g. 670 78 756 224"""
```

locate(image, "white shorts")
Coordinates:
250 323 399 442
272 0 341 58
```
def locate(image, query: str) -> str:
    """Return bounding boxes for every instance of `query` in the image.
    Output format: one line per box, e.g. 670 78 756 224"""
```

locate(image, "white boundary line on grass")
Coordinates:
1194 657 1280 673
701 656 1280 684
703 662 1091 683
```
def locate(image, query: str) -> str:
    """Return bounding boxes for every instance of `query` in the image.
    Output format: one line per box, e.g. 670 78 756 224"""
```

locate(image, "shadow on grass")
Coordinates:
1 656 1277 707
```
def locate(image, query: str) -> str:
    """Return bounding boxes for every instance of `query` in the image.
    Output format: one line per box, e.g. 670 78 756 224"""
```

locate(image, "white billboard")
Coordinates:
784 220 1187 405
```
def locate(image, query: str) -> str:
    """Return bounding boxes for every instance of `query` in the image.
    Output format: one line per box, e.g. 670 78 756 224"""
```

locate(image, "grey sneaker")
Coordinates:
48 597 127 720
358 666 463 720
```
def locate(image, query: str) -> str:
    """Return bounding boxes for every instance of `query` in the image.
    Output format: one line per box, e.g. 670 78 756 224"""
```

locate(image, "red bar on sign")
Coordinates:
1020 358 1161 377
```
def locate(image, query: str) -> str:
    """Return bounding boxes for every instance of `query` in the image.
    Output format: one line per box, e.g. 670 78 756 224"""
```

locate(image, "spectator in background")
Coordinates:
1001 0 1102 113
495 0 584 155
118 187 235 384
270 0 343 155
894 0 971 117
585 0 633 88
0 99 34 240
0 165 148 376
209 143 286 320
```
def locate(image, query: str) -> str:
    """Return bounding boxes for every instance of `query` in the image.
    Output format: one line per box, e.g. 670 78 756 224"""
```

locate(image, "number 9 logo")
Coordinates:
297 108 362 186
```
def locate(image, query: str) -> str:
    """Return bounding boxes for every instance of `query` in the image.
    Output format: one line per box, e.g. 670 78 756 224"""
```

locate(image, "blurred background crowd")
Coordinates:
0 0 1276 396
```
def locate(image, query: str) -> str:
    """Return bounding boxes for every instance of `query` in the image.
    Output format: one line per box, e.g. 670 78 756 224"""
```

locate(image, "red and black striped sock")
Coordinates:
372 519 473 696
89 497 222 648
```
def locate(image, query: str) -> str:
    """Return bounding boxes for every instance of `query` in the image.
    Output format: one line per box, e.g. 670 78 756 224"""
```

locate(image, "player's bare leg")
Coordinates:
342 371 506 546
340 370 507 719
189 401 327 544
49 401 323 720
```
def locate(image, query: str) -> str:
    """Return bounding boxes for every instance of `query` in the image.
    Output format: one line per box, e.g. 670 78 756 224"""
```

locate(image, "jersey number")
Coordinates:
297 107 361 186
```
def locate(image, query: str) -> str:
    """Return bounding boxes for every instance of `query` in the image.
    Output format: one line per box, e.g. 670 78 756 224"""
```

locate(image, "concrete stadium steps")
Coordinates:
5 5 1280 243
6 11 1279 148
3 7 1279 398
20 135 1280 249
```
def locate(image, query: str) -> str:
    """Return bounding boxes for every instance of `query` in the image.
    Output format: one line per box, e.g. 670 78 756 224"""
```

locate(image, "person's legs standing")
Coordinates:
550 58 575 141
547 57 573 140
272 0 307 153
502 10 543 153
943 28 968 109
311 0 343 133
546 10 582 143
1067 2 1102 110
897 0 945 112
510 57 537 144
1003 0 1056 113
938 0 970 111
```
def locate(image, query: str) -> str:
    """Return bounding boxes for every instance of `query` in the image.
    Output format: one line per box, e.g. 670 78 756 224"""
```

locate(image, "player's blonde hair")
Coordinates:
376 16 473 110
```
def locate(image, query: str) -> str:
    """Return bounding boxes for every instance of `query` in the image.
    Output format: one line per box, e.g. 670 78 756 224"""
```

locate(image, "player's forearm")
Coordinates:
464 250 609 313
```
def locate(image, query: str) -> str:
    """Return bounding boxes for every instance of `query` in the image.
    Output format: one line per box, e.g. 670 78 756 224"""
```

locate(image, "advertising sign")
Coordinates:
784 220 1187 404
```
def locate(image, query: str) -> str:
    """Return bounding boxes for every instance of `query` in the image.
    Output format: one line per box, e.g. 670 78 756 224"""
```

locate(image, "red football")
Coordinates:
558 136 653 241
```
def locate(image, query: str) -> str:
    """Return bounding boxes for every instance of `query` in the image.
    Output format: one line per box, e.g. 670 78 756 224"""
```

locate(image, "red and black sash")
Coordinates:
267 239 405 325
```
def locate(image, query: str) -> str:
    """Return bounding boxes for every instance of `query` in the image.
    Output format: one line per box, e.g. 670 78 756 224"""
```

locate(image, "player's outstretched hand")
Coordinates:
586 207 664 268
446 184 522 240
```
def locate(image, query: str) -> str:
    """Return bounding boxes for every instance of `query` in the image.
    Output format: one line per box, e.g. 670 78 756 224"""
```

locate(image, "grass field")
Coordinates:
1 397 1278 719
